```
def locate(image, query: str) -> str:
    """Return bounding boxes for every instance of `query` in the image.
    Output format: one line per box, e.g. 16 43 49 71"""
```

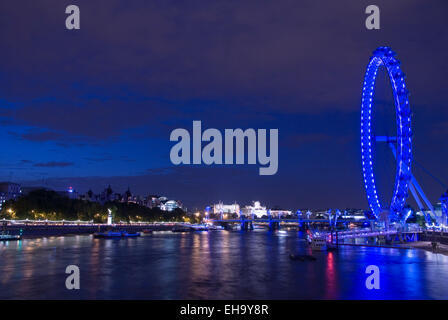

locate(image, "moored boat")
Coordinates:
190 224 209 231
0 234 21 241
93 231 141 238
310 236 327 251
122 231 140 237
93 231 122 239
172 225 192 232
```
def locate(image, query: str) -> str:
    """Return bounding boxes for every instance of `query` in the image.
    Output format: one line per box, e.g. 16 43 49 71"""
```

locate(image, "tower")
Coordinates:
107 208 113 225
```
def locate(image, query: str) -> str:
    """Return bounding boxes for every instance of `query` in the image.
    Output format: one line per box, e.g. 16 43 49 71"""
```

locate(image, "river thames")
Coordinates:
0 230 447 299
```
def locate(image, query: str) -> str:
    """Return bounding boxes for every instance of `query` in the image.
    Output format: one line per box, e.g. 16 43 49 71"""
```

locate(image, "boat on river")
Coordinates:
93 231 140 238
122 231 140 237
190 224 209 231
172 225 192 232
93 231 122 238
0 234 21 241
310 236 327 251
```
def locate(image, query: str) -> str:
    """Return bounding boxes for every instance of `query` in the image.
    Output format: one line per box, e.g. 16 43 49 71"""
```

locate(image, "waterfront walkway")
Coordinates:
406 241 448 257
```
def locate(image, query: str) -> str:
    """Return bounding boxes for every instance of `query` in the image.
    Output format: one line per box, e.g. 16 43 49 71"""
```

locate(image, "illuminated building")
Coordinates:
0 182 21 201
213 202 240 216
0 192 6 211
160 199 182 212
269 209 292 218
145 195 163 208
66 186 78 199
242 201 267 218
441 191 448 226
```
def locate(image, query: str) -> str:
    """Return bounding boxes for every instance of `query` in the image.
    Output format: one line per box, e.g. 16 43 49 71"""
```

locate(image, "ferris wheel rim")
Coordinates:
360 46 412 219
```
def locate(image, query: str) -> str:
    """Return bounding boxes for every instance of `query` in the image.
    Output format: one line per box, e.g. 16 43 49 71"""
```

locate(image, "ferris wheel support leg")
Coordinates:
386 141 436 223
407 180 434 223
410 175 437 221
408 182 425 213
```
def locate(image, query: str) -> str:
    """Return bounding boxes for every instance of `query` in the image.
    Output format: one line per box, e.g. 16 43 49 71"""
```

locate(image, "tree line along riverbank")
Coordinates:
0 189 200 224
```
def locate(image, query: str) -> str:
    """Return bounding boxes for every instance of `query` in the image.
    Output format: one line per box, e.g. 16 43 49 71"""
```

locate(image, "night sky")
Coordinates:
0 0 447 211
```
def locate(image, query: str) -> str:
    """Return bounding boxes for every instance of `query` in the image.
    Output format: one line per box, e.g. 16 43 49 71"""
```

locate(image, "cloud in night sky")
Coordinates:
33 161 75 168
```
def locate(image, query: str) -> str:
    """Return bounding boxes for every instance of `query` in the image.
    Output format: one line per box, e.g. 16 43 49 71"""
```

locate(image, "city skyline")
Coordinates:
0 180 372 212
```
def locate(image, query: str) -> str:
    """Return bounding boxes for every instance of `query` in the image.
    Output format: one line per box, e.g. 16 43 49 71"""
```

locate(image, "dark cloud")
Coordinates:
19 130 66 142
2 1 447 114
33 161 74 168
84 156 114 162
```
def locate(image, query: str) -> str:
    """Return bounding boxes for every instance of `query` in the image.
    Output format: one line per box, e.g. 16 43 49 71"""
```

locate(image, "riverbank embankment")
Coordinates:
2 223 177 238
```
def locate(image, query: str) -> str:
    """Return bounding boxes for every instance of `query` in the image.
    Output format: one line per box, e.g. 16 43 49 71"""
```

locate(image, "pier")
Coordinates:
421 230 448 245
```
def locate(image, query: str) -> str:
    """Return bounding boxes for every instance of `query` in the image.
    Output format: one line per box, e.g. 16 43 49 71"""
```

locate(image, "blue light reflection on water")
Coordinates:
0 231 447 299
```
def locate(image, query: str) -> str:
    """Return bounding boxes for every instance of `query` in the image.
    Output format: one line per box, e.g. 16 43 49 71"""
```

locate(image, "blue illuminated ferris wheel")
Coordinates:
360 46 445 225
360 46 412 219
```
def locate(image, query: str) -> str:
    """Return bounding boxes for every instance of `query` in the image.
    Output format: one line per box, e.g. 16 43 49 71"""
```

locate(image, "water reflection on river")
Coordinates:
0 230 447 299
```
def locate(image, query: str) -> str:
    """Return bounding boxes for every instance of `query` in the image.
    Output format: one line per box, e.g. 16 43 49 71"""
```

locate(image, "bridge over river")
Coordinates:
207 218 424 246
207 217 369 231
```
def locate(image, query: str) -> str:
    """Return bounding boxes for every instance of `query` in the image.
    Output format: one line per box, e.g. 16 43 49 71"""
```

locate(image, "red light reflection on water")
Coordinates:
324 251 339 299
